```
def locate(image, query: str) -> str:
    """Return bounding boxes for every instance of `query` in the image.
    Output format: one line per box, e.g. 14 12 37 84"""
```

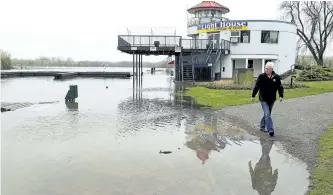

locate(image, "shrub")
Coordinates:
298 66 333 81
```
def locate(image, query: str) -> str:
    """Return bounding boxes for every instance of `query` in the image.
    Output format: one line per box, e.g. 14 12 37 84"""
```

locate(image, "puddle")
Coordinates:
1 75 309 195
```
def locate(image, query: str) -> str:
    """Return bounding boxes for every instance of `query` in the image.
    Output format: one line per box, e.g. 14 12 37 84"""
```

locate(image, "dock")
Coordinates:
1 71 131 80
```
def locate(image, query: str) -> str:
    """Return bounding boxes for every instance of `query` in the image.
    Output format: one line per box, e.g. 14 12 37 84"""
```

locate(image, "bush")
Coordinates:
298 66 333 81
194 81 308 90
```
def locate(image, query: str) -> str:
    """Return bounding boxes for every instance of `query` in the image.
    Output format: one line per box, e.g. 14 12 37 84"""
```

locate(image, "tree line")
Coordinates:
0 52 172 70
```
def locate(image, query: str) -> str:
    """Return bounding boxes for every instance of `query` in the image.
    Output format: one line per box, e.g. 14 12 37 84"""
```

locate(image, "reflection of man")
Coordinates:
248 138 278 195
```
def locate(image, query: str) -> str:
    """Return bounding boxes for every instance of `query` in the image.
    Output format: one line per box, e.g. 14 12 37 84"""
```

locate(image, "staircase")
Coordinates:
183 64 194 81
181 42 224 82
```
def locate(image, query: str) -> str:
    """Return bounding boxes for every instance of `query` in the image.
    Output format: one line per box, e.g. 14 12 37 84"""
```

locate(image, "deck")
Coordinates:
117 35 230 55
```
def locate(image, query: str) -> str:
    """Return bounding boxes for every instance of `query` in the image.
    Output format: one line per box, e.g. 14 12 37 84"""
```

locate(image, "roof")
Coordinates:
187 1 230 14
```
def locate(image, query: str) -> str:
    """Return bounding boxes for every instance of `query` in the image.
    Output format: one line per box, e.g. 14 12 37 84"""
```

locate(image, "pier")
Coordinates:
1 71 131 80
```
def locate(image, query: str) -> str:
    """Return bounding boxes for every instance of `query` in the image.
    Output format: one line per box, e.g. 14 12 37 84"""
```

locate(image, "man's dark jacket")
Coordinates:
252 71 284 103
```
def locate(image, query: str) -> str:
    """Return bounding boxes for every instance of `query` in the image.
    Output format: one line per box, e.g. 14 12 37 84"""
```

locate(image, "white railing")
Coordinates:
187 17 229 27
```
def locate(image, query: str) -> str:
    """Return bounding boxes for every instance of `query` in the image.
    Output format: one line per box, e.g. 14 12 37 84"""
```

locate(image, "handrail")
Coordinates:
118 35 182 47
118 35 231 51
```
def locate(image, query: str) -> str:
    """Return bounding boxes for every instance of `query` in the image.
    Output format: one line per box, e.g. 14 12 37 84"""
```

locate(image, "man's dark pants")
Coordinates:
260 101 275 132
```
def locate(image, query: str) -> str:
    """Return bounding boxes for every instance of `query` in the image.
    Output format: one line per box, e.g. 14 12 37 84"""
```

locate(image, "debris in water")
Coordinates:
1 108 11 112
159 150 172 154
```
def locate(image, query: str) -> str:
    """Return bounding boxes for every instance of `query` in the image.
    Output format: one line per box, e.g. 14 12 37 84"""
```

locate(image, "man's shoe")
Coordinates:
260 128 268 132
269 131 275 137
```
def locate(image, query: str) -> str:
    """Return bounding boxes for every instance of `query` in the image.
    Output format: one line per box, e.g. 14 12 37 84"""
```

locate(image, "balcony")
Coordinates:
117 35 230 55
187 17 229 27
118 35 181 47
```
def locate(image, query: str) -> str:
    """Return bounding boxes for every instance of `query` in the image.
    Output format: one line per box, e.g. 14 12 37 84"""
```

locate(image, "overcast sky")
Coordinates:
0 0 332 62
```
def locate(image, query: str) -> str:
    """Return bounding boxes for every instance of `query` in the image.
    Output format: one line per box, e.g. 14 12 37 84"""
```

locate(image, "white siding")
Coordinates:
253 59 262 77
187 20 297 79
234 59 246 69
228 21 297 75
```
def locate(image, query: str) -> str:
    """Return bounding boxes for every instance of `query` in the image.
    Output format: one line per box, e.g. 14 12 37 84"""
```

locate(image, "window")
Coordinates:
223 67 225 72
216 10 222 17
261 31 279 43
240 30 250 43
204 10 209 17
230 30 251 43
248 60 253 68
211 10 216 17
230 31 240 37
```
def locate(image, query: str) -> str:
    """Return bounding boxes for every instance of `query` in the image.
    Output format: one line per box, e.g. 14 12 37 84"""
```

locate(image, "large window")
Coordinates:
261 31 279 43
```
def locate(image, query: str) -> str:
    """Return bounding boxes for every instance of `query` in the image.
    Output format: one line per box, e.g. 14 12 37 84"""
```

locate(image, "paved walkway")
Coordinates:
219 93 333 169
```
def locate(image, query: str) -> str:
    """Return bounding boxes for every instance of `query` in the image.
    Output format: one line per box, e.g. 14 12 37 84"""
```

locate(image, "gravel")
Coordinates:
218 92 333 171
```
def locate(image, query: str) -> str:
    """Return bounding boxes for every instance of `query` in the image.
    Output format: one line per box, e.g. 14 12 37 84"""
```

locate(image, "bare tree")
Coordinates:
280 1 333 66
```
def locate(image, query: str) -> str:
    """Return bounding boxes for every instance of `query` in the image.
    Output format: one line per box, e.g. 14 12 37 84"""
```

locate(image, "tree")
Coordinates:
0 51 13 70
280 1 333 66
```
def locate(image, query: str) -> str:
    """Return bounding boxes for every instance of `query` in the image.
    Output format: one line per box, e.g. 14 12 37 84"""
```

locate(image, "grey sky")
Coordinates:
0 0 332 62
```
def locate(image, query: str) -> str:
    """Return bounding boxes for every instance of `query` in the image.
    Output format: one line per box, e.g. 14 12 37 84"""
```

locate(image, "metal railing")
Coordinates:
187 17 229 27
118 35 181 47
181 39 230 50
181 39 210 50
118 35 230 51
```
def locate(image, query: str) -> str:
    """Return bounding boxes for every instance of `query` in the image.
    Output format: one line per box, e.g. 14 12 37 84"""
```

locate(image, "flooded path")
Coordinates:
1 70 309 195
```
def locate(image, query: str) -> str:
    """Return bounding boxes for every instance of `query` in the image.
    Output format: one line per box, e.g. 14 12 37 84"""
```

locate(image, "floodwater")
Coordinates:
1 68 309 195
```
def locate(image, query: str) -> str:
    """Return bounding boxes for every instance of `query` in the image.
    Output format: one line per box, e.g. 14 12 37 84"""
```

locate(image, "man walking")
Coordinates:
251 62 284 137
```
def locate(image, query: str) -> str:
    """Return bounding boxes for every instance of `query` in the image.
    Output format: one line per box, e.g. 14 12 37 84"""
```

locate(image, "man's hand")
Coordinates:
279 97 283 102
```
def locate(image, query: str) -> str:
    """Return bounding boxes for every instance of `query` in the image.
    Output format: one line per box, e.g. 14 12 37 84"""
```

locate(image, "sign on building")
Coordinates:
197 21 248 33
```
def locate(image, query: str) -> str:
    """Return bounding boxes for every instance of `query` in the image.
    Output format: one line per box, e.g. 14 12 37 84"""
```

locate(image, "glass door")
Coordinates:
208 33 220 49
208 34 214 49
213 33 220 49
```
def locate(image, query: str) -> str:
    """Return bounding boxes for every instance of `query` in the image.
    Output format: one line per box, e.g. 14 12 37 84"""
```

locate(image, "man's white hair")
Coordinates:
265 61 274 69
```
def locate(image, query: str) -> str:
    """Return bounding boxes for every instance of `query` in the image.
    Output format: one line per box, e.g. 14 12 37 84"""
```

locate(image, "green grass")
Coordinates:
185 81 333 108
309 124 333 195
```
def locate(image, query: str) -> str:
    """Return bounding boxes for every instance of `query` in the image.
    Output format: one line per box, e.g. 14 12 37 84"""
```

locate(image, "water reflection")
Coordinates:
249 137 278 195
65 102 78 110
186 130 226 164
184 111 258 165
2 73 309 195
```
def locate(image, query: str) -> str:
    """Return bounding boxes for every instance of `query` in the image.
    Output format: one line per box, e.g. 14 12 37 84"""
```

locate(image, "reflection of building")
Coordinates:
249 138 278 195
185 111 257 165
117 1 297 82
186 129 226 165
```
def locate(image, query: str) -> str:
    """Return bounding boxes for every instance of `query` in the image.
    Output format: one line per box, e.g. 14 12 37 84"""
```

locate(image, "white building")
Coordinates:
185 1 297 80
117 1 298 82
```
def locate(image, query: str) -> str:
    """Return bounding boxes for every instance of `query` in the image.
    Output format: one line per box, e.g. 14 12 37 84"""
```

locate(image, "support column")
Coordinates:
136 54 138 88
262 59 265 73
138 54 141 87
245 58 248 68
140 54 143 87
132 52 135 100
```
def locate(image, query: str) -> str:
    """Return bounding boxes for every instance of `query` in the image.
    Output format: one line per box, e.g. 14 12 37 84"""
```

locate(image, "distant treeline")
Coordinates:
10 57 171 68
